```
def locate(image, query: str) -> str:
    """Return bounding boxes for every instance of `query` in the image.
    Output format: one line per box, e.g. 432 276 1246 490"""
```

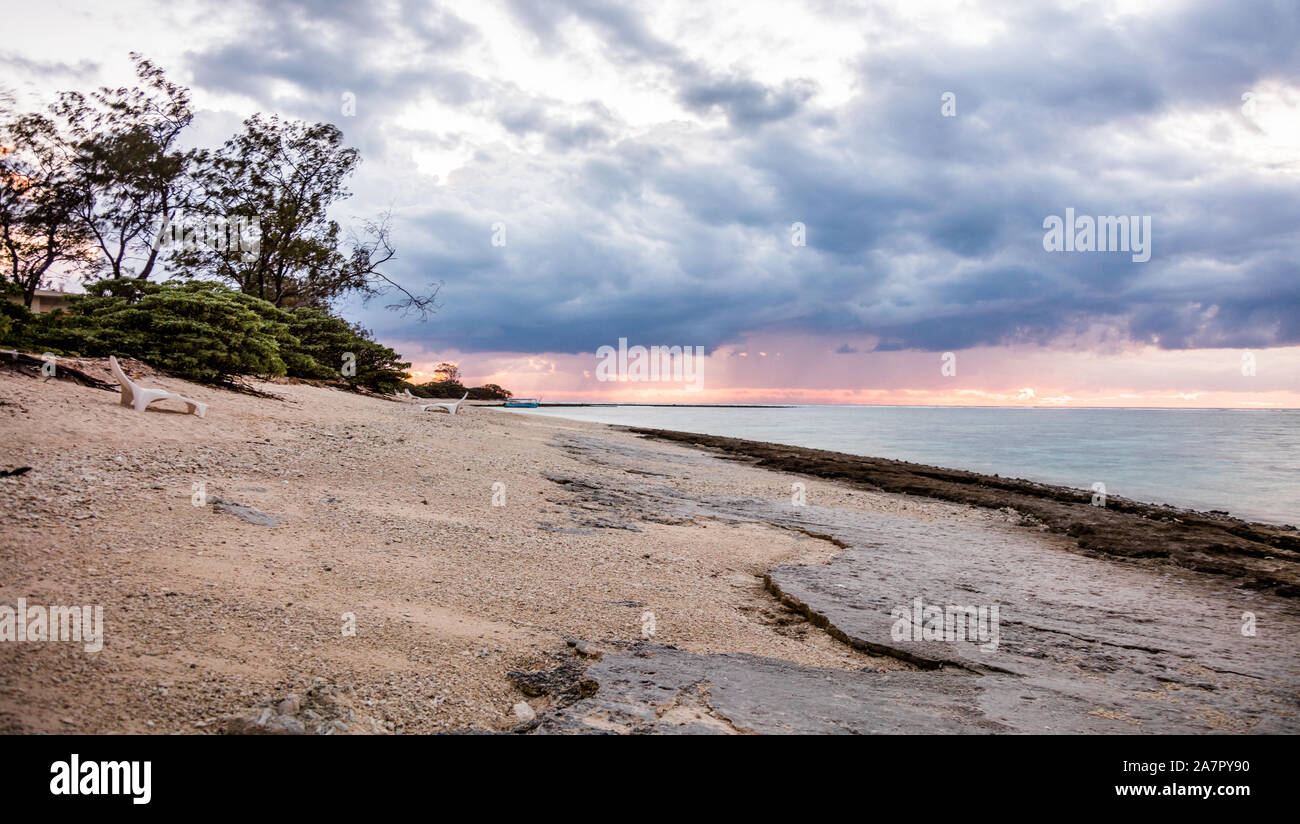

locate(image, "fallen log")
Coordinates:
0 350 116 391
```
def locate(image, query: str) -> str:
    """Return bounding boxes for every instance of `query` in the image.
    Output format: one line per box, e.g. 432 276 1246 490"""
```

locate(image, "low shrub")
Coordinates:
0 278 414 393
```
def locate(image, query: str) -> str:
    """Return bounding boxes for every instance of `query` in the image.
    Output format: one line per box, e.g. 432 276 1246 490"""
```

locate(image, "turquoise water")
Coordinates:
505 405 1300 525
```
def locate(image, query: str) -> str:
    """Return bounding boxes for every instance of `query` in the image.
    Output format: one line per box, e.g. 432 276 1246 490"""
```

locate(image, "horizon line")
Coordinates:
519 401 1300 411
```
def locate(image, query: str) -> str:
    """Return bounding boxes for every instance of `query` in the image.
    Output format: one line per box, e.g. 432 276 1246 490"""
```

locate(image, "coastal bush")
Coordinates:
0 298 79 354
2 279 431 395
410 380 465 399
1 283 37 347
0 299 26 345
408 380 513 401
51 279 287 382
473 383 513 400
344 337 411 395
221 293 326 380
3 59 441 391
284 307 410 393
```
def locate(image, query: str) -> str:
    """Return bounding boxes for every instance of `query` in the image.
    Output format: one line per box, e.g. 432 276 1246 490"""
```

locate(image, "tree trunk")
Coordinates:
137 245 160 280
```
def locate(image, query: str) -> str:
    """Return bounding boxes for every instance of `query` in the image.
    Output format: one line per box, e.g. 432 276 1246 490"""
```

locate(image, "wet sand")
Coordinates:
528 428 1300 733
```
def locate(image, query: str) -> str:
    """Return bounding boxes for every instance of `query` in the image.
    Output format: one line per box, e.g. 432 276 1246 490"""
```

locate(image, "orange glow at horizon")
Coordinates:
393 339 1300 409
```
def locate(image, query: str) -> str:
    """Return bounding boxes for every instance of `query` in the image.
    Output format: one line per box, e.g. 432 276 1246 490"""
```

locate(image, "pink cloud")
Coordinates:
388 334 1300 408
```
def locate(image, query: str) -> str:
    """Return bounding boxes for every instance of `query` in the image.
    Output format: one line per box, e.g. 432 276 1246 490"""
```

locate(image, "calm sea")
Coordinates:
505 405 1300 525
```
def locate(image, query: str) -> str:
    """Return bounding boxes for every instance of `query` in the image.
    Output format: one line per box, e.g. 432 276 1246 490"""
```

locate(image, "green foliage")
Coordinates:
173 114 437 317
223 290 321 379
47 279 286 382
408 380 513 401
282 308 410 392
2 57 448 399
409 380 465 399
282 308 360 380
474 383 513 400
1 298 71 353
345 336 412 395
0 299 26 343
54 52 194 281
2 279 434 395
5 53 439 384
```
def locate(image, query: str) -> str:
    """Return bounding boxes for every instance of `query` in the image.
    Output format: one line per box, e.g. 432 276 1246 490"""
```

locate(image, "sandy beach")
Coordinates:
2 361 1297 734
3 3 1298 808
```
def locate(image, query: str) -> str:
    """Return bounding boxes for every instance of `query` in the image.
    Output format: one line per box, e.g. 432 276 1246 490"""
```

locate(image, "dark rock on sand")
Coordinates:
525 644 1002 734
208 496 283 527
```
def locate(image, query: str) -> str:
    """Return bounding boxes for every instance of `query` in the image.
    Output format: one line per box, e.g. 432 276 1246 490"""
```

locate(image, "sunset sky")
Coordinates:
3 0 1297 406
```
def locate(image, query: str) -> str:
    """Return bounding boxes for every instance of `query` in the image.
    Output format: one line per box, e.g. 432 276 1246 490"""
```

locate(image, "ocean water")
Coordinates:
505 405 1300 525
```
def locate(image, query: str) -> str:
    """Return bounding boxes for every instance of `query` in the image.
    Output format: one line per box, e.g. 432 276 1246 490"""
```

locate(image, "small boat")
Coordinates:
504 398 540 408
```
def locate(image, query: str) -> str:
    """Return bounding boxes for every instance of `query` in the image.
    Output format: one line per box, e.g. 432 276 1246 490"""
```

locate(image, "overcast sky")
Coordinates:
3 0 1298 404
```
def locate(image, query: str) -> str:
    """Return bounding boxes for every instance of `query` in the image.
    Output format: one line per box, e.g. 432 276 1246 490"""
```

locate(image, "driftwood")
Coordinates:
0 351 282 400
0 350 115 391
214 377 283 400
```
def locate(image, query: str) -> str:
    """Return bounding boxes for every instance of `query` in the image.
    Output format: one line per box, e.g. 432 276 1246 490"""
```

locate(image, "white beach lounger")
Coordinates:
109 355 207 418
394 388 423 402
419 393 469 415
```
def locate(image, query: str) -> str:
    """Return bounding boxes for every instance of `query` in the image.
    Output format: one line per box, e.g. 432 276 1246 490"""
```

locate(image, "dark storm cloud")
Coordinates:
676 72 818 128
504 0 816 129
0 55 99 80
504 0 679 62
494 97 616 151
182 0 1299 355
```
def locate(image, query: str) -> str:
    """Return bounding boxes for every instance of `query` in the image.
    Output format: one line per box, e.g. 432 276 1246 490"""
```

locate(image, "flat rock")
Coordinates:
209 496 283 527
529 645 1001 734
541 432 1300 734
